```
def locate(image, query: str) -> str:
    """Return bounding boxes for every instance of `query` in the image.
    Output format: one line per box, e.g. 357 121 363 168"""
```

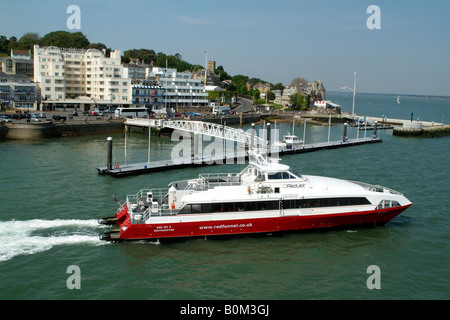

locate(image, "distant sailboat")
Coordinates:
396 95 401 104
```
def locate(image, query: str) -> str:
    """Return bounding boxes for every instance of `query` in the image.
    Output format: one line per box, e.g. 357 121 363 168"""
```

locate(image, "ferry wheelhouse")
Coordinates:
99 150 411 241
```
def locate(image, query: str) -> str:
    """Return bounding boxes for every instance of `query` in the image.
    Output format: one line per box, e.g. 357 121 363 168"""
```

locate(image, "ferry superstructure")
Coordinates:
99 148 411 241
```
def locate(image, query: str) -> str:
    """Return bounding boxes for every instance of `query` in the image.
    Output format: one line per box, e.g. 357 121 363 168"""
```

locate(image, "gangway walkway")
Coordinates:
125 118 266 147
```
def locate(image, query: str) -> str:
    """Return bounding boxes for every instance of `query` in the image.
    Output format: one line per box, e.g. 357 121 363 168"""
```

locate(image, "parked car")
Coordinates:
0 115 12 122
52 115 67 121
31 115 42 122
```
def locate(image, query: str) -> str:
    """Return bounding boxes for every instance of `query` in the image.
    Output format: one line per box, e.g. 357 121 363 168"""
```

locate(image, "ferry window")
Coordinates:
223 203 234 212
179 205 191 214
191 204 201 213
256 202 267 210
268 172 282 180
329 199 339 207
289 170 302 179
212 203 223 212
275 187 280 193
359 197 371 205
201 204 212 213
266 201 279 210
319 199 328 207
282 172 293 179
283 200 294 209
255 173 264 181
245 202 255 211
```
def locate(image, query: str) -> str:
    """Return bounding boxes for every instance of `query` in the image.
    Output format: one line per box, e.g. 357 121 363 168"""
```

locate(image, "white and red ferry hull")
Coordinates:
103 204 411 241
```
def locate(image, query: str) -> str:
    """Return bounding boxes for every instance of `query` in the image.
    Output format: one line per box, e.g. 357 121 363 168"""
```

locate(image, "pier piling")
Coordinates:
107 137 113 171
342 123 348 142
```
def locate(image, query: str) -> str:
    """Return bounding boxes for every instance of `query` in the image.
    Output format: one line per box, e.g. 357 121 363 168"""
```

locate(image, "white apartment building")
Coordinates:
33 45 131 111
150 67 209 112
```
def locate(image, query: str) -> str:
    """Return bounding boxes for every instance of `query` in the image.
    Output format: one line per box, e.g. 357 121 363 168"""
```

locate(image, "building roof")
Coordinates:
11 49 31 55
0 71 31 82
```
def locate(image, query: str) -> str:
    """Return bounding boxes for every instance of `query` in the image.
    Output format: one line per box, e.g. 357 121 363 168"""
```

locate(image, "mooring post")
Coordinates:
342 123 348 142
250 123 255 149
373 121 378 139
107 137 113 170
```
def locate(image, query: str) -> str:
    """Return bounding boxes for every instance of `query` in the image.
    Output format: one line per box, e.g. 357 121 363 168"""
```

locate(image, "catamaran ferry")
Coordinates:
98 147 411 241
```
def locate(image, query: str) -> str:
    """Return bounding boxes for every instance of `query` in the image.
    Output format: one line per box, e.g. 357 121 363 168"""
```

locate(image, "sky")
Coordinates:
1 0 449 96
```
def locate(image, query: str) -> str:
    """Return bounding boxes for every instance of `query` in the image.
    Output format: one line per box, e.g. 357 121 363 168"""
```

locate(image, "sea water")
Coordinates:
0 93 449 300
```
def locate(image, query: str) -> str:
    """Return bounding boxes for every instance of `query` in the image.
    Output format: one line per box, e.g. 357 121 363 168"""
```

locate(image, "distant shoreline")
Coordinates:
328 91 450 100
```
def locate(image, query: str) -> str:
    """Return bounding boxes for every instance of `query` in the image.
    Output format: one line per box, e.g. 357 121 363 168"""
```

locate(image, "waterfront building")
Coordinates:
0 71 38 110
131 84 164 112
33 45 131 111
311 80 326 101
274 85 297 107
150 67 209 113
0 49 34 81
123 61 154 84
123 61 164 113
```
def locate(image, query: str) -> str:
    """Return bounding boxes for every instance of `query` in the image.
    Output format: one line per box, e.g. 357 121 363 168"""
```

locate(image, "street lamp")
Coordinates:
341 72 356 119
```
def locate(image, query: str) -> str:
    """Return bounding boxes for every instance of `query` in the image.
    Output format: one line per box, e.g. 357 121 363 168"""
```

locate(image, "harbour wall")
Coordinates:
1 120 124 140
393 124 450 138
0 114 261 140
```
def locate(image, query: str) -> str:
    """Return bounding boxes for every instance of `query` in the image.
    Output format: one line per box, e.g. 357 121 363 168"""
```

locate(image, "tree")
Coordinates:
39 31 90 48
0 36 9 55
290 93 310 110
123 49 157 64
17 33 40 50
267 90 275 101
290 77 309 92
272 82 285 91
216 65 231 81
232 75 250 95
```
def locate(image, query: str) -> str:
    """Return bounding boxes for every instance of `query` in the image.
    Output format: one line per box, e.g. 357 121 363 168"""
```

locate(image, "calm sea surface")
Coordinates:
0 93 449 300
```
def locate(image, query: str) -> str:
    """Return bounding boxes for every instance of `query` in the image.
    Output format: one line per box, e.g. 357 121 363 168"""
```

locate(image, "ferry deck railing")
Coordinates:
349 181 403 195
126 188 180 223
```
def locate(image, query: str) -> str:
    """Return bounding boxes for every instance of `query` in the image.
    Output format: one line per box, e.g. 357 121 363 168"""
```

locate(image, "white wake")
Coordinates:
0 219 107 262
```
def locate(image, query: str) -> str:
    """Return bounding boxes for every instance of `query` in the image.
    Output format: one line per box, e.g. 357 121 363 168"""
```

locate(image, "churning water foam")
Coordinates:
0 219 107 262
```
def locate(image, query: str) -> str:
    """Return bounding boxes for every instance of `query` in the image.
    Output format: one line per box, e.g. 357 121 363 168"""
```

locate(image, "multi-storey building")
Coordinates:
150 67 209 113
33 45 131 111
0 49 34 81
131 84 164 112
0 71 38 110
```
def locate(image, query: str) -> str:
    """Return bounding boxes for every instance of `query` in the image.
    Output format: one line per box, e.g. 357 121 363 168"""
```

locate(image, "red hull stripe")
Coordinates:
117 205 411 240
